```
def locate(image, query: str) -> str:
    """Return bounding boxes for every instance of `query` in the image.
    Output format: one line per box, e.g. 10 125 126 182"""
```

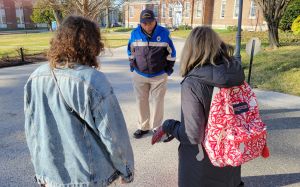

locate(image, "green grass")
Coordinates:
101 32 129 48
0 31 130 58
241 46 300 96
0 32 52 58
1 29 299 96
171 29 300 96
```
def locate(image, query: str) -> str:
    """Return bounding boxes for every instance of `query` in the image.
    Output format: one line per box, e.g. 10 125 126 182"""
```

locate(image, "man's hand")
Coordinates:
129 59 135 72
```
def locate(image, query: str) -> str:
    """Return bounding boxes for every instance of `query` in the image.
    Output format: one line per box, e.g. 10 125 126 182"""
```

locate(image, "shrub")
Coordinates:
177 25 192 30
113 27 133 32
101 29 111 33
227 25 238 32
292 15 300 35
279 0 300 31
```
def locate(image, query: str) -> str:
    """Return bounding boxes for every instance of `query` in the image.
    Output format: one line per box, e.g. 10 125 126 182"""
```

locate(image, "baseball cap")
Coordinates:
140 9 155 23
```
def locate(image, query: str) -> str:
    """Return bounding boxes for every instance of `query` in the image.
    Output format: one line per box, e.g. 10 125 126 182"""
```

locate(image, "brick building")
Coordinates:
0 0 35 29
123 0 267 31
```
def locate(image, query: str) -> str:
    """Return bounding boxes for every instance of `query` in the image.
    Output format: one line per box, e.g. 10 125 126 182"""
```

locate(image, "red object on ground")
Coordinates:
262 145 270 158
151 126 165 145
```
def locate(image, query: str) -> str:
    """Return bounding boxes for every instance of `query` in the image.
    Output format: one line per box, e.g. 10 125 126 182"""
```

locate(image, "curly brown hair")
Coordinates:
48 16 104 68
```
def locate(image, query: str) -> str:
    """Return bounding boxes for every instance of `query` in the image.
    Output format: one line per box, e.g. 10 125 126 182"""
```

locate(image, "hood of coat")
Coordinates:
184 57 245 88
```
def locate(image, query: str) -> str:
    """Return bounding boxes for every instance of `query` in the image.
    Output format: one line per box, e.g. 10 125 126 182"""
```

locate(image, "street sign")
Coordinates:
246 37 261 56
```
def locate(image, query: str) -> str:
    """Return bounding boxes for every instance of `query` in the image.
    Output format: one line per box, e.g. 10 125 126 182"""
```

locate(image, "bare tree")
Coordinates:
71 0 110 21
255 0 292 48
34 0 127 27
70 0 127 26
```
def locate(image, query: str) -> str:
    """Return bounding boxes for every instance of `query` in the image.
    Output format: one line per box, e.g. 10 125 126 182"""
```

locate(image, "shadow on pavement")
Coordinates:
260 109 300 130
260 108 300 114
243 173 300 187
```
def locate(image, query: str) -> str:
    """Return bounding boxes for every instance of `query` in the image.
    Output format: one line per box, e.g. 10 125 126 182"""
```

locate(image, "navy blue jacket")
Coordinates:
127 24 176 77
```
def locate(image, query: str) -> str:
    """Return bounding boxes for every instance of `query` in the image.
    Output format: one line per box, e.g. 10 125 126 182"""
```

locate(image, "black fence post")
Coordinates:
20 48 25 62
247 40 256 84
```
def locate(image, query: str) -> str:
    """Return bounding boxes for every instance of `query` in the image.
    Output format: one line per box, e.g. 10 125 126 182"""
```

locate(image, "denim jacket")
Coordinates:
24 64 134 187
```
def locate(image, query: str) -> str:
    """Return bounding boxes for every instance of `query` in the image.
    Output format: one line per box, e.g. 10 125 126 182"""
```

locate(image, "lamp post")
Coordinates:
235 0 243 61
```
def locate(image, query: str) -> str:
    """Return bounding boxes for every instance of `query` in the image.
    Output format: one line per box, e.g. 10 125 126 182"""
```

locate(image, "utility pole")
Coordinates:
235 0 243 61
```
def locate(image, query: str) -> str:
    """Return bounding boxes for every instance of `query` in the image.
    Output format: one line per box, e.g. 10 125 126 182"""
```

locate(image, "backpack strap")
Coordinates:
196 144 204 161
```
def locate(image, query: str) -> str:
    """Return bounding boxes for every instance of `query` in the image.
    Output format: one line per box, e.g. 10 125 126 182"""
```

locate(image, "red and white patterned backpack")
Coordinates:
203 81 270 167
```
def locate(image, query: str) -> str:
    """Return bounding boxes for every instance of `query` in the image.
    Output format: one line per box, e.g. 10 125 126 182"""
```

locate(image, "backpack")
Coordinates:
203 81 270 167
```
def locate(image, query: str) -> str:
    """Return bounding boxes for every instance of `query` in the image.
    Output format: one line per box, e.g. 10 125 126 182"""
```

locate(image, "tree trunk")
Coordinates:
53 9 63 27
267 21 280 48
47 21 53 32
106 6 111 28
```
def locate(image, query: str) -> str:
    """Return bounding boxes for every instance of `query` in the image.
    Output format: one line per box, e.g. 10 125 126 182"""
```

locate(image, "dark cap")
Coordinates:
140 9 155 23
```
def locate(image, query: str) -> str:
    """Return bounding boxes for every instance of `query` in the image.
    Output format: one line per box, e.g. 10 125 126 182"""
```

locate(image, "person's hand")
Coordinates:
151 126 165 145
121 177 133 184
129 59 135 72
162 133 175 143
151 126 175 145
120 172 134 184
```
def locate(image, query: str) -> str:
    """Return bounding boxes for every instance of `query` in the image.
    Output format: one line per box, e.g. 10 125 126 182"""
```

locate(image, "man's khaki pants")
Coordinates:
132 72 168 131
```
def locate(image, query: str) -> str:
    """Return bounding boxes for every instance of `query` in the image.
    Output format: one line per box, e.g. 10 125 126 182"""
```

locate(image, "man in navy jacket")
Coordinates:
127 9 176 138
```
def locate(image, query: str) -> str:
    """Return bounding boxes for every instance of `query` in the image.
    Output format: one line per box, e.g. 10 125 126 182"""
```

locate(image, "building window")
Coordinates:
0 0 6 25
169 4 173 17
15 2 25 28
129 6 134 18
220 0 226 18
162 3 166 18
196 0 202 17
233 0 239 18
185 2 190 18
153 5 158 17
249 0 256 19
146 4 152 9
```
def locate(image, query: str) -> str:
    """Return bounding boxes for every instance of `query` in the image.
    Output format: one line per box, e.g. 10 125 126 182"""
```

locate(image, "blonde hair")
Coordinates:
180 26 234 77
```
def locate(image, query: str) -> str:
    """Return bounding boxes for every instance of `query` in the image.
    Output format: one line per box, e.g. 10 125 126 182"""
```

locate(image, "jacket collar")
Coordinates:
138 22 161 40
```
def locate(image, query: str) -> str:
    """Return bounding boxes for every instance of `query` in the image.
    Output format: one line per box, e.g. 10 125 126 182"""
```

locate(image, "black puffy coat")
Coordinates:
163 58 245 187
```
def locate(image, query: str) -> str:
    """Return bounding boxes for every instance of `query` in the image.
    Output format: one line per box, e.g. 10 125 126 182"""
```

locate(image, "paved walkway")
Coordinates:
0 39 299 187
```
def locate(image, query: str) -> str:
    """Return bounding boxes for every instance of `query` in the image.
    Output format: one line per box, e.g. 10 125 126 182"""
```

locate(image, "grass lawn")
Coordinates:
0 31 130 58
101 32 130 48
172 29 300 96
1 29 299 96
241 46 300 96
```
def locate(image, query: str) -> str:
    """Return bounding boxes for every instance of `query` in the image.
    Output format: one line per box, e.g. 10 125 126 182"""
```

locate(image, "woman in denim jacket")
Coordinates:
24 16 134 187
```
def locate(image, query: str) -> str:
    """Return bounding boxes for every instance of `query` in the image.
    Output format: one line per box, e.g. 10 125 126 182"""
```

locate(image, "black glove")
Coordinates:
163 133 175 143
162 119 180 142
